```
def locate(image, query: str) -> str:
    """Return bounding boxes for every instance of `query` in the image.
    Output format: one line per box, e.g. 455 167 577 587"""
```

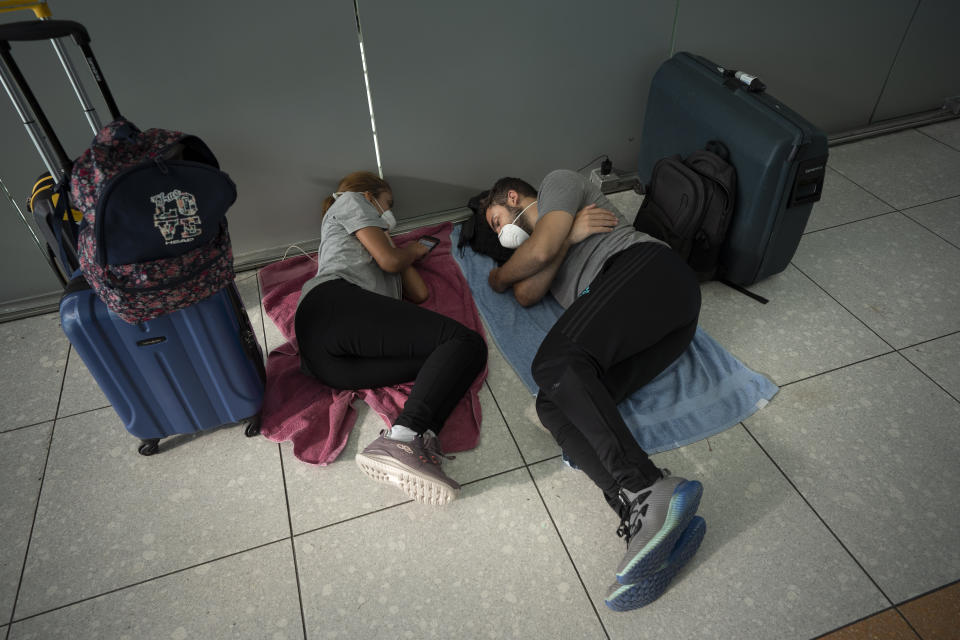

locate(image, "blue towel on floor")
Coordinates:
451 225 778 454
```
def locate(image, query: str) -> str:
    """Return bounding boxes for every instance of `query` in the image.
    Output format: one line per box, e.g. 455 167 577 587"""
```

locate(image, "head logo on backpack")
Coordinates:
633 140 736 281
70 118 236 323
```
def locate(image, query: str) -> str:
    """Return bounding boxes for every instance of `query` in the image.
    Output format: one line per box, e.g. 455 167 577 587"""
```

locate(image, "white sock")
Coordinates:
385 424 417 442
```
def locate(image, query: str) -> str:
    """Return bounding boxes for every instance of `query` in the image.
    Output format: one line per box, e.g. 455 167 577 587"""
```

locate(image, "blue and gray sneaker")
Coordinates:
605 515 706 611
613 470 703 585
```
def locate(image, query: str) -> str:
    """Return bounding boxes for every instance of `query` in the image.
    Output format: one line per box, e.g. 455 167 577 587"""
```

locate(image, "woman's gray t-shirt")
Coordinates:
538 169 667 308
297 191 401 306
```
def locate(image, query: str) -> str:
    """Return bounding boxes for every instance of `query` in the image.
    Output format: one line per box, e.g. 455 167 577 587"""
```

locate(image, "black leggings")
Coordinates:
295 279 487 434
532 242 700 497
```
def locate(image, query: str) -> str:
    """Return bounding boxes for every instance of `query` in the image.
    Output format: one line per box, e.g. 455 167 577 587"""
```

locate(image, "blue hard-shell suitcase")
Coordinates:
637 52 828 287
60 278 266 455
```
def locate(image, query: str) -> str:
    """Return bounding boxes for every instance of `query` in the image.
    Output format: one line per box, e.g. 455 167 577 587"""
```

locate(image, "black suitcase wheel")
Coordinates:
138 439 161 456
243 415 262 438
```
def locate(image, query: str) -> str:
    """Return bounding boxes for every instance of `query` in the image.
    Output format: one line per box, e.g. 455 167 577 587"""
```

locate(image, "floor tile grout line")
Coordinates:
769 272 960 406
894 576 960 608
290 499 416 539
482 378 532 467
898 208 960 252
823 165 902 212
801 210 897 237
739 423 897 608
894 350 960 406
521 464 612 640
790 261 897 350
287 463 534 541
276 444 309 640
0 419 63 436
484 370 614 638
824 152 960 216
6 345 69 630
4 537 292 627
776 350 895 389
915 125 960 153
897 192 960 212
52 403 112 422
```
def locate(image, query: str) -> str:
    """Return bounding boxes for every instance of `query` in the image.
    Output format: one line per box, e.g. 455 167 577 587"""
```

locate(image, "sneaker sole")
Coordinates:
605 516 706 611
355 452 459 506
616 480 703 584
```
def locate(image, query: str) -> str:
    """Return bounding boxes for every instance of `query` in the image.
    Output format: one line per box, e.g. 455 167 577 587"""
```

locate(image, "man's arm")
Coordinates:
488 210 572 292
495 203 619 305
512 238 571 306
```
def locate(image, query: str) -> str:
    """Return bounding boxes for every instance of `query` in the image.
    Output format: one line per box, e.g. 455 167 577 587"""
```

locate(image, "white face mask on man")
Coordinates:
498 200 537 249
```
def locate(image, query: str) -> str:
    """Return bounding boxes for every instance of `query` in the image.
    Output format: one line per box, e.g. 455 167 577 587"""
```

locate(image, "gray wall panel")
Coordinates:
674 0 917 134
1 1 375 306
2 1 956 309
360 0 677 218
873 0 960 122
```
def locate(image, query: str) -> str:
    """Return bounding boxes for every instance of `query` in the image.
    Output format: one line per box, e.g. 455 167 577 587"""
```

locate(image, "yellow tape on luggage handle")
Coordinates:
0 1 51 18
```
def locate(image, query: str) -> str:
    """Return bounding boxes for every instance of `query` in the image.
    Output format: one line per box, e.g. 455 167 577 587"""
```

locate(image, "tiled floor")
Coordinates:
1 119 959 639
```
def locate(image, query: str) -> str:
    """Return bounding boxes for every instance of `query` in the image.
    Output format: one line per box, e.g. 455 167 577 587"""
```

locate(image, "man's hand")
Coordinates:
488 266 509 293
568 204 618 244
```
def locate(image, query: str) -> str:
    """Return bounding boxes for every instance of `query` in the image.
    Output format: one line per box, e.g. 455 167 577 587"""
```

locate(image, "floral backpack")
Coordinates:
70 119 236 323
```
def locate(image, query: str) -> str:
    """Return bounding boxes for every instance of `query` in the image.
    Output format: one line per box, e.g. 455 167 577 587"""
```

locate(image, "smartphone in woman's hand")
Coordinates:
418 235 440 252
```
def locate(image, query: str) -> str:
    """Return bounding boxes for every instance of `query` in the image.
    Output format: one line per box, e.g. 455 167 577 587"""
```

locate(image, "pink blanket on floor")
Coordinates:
257 222 487 465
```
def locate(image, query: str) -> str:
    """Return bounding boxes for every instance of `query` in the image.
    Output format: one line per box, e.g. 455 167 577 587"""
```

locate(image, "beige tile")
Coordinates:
0 423 51 622
15 407 289 618
793 213 960 348
745 353 960 603
827 130 960 210
698 265 890 385
531 426 888 640
0 313 68 432
9 542 302 639
295 469 606 639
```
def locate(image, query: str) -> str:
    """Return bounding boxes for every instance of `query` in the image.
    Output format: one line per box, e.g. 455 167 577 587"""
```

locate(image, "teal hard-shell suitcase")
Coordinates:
637 52 828 286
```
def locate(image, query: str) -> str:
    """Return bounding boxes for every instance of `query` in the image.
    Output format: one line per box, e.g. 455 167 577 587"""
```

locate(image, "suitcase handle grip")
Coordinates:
0 1 51 19
0 19 89 45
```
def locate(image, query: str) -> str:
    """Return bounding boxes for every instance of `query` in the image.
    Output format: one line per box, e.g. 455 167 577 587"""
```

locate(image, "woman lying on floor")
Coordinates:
294 171 487 505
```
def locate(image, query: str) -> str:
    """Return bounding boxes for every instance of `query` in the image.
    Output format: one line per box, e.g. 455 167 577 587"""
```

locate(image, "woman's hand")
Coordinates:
356 227 430 273
567 204 618 244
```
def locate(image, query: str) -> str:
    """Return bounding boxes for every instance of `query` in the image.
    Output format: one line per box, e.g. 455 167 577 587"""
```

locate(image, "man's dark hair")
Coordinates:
482 177 537 210
458 177 537 265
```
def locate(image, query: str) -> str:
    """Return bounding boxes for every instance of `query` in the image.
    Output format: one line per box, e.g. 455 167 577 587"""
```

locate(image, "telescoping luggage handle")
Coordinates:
0 18 122 180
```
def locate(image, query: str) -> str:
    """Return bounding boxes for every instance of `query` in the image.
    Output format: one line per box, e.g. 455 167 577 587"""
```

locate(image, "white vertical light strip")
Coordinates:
354 1 383 179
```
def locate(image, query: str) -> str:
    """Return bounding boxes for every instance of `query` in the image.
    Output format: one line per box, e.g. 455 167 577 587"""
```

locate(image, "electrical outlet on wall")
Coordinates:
589 167 641 194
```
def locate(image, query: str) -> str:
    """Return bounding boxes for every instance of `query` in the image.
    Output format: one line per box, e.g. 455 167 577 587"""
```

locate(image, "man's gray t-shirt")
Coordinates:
297 191 401 307
539 169 667 308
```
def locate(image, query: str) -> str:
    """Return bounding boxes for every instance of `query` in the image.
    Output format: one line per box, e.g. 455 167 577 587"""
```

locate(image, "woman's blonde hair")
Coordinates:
321 171 392 215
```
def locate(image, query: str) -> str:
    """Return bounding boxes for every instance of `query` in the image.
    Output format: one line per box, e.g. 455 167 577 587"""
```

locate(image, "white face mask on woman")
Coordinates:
371 195 397 231
498 200 537 249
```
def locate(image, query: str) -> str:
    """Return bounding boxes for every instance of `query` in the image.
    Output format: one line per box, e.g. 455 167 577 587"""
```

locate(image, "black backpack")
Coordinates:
632 140 736 281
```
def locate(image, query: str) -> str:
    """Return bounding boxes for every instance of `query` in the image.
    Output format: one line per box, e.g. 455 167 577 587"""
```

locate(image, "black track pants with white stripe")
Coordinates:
532 242 700 496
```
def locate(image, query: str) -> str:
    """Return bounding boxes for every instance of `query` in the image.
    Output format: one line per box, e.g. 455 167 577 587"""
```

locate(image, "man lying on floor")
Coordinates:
479 169 706 611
